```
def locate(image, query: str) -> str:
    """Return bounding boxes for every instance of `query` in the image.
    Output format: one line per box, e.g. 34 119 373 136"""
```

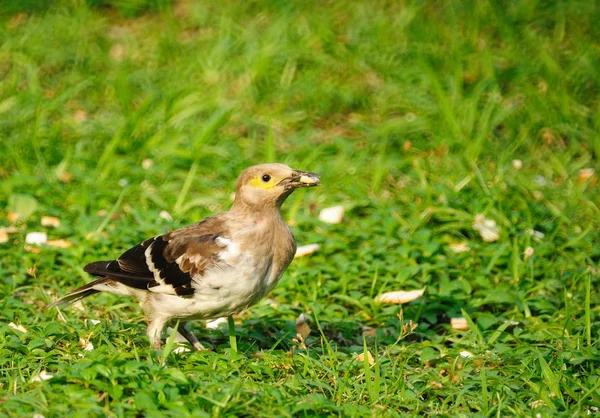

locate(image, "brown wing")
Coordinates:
84 217 229 297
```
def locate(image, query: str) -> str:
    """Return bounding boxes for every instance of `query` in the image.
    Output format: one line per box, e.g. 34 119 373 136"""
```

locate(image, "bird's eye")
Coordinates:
261 174 271 183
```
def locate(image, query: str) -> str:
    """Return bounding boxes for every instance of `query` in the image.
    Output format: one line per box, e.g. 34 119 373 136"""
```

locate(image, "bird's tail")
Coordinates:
47 277 111 309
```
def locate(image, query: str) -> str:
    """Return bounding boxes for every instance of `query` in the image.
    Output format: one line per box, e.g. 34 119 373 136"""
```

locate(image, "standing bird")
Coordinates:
49 163 320 350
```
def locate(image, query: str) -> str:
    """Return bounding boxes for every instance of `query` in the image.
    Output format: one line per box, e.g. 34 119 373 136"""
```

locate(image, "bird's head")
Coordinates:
232 163 320 211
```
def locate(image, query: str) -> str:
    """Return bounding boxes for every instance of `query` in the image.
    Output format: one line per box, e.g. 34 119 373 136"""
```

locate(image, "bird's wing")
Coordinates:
84 218 231 297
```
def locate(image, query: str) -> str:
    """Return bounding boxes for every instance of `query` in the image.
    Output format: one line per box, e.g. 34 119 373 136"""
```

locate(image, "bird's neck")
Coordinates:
229 201 284 225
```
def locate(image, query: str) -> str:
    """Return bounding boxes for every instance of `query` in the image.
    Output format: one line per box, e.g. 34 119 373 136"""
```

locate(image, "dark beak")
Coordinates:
282 170 321 190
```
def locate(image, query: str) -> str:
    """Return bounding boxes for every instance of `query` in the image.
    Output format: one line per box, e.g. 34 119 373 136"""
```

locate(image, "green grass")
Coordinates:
1 0 599 416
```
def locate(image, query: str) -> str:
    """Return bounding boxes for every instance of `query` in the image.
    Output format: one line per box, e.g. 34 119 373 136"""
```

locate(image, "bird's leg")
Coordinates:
147 317 167 350
176 322 206 351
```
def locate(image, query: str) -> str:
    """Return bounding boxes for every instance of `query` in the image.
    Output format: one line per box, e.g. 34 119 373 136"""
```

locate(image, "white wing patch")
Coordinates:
144 240 175 294
215 236 241 263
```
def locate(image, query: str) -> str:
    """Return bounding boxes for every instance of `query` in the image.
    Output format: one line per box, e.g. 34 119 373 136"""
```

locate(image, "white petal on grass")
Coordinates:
26 232 47 245
206 317 227 329
41 216 61 228
512 159 523 170
173 346 191 354
8 322 28 333
159 210 173 221
32 370 54 382
460 350 474 358
524 246 534 258
85 319 101 326
142 159 153 170
319 206 344 224
525 228 545 239
473 215 500 242
451 317 469 330
449 242 470 253
376 288 426 304
294 244 320 258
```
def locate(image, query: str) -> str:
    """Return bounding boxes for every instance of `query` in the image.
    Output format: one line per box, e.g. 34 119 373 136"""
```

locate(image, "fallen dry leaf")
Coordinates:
27 265 37 277
159 210 173 221
294 244 320 258
319 206 345 224
79 338 94 352
6 212 19 223
579 168 596 185
142 159 153 170
473 214 500 242
0 230 7 243
31 371 54 382
451 317 469 330
430 381 443 389
58 171 73 183
41 216 61 228
8 322 28 333
47 239 73 248
172 346 191 354
449 242 470 253
376 288 426 304
24 245 41 253
295 313 311 339
357 351 375 366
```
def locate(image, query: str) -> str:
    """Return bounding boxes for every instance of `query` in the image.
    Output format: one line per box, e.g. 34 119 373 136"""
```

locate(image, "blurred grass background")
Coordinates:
0 0 599 416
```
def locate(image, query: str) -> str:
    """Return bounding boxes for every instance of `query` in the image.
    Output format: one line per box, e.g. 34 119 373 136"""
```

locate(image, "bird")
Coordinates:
49 163 320 351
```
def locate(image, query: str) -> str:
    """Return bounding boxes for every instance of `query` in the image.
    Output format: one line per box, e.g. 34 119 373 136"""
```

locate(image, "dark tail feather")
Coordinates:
47 277 110 309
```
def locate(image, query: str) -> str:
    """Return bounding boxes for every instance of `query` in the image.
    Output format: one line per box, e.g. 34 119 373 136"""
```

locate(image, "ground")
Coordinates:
0 0 599 416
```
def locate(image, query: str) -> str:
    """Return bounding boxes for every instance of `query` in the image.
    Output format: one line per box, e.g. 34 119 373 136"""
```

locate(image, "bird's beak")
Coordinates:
282 170 321 189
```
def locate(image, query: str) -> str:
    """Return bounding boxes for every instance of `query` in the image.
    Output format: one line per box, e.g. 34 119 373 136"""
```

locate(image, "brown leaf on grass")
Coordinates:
450 317 469 330
0 230 8 244
449 242 470 253
27 265 37 277
376 288 426 304
47 239 73 248
24 245 41 253
6 212 19 223
579 168 596 185
8 322 28 333
58 171 73 183
357 351 375 366
295 313 311 339
41 216 61 228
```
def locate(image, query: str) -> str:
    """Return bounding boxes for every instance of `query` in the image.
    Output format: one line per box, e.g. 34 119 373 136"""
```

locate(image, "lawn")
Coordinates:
1 0 599 416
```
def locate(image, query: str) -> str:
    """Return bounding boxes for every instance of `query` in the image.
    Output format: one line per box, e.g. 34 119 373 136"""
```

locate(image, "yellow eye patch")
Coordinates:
249 175 276 189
